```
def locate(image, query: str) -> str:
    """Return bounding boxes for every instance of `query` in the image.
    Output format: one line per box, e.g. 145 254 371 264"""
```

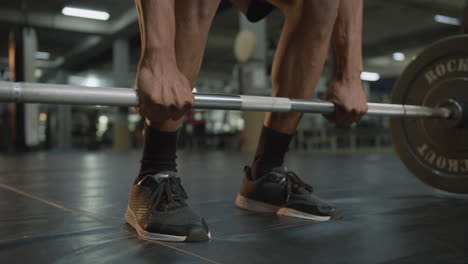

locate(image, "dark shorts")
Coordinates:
246 0 276 22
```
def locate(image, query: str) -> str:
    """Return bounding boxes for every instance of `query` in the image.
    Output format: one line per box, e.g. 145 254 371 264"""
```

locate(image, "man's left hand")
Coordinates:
321 79 368 126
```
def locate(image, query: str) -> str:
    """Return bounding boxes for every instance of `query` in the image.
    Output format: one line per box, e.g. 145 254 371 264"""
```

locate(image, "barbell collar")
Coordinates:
0 81 453 119
439 99 468 128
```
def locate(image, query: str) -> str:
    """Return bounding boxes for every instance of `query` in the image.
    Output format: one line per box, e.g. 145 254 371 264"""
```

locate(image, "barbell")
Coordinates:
0 81 454 119
0 35 467 194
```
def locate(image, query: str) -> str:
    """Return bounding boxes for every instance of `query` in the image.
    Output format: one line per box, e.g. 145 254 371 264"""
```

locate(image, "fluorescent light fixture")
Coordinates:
35 51 50 60
361 72 380 82
392 52 406 61
62 7 110 21
434 15 461 26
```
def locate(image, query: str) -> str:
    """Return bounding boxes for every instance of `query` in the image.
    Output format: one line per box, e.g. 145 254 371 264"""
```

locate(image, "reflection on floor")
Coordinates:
1 151 467 263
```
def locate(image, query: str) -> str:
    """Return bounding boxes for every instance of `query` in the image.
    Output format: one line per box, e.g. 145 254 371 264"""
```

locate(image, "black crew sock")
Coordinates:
136 124 178 183
250 126 293 180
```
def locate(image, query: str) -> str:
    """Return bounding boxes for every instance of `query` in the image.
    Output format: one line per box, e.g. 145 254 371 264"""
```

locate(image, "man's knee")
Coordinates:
177 0 219 23
283 0 338 35
272 0 338 23
196 1 220 20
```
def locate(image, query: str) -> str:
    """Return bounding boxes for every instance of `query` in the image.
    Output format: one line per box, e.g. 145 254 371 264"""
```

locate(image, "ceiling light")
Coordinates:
434 15 461 26
361 72 380 82
62 7 110 21
392 52 406 61
35 51 50 60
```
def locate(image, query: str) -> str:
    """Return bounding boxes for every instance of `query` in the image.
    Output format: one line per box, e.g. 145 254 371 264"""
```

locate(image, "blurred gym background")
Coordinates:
0 0 465 153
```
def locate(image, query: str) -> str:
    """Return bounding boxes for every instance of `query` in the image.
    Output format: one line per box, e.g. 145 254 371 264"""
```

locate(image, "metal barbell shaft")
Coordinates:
0 81 452 119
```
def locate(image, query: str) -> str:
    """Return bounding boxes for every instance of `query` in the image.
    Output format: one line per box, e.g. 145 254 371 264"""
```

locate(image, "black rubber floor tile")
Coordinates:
1 151 468 263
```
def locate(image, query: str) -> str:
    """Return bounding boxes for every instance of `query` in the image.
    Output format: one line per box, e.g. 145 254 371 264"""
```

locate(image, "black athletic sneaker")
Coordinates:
235 166 341 221
125 171 211 242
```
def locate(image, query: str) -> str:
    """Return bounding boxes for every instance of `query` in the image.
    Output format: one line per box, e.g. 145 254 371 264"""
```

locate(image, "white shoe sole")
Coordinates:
276 207 331 221
235 194 279 213
125 207 211 242
235 194 331 222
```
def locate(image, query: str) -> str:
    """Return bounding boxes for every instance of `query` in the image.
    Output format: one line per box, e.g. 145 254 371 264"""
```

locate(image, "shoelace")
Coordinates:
270 169 314 202
139 175 188 211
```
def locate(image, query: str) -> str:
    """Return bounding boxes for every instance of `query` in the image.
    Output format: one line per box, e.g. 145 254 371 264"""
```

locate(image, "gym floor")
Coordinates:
1 151 467 264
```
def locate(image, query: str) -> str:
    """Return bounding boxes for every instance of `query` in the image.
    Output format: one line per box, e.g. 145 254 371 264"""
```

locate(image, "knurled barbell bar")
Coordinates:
0 81 456 120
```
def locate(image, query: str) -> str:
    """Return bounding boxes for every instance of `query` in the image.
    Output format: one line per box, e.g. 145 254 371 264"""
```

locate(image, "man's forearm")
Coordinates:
135 0 177 66
330 0 363 82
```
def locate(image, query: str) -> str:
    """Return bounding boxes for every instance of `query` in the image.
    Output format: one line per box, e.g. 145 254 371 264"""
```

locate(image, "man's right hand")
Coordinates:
136 61 194 124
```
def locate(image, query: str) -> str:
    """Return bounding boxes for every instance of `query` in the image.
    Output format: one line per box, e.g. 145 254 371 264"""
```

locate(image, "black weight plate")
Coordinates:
390 35 468 194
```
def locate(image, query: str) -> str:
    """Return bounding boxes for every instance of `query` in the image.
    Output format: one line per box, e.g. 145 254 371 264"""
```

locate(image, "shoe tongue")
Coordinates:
260 166 288 180
271 166 288 174
137 171 177 187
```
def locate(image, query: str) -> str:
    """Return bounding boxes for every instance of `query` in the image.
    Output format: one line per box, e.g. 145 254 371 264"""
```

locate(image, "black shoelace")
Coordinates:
139 175 188 211
269 169 314 202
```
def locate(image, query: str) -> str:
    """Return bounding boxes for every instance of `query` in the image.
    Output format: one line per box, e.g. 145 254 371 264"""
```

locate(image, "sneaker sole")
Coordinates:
235 194 279 213
276 208 331 221
125 207 211 242
236 194 331 221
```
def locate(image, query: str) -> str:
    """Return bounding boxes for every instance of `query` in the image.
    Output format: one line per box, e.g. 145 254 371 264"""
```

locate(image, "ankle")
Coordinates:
250 159 284 179
146 118 181 132
138 124 178 181
249 126 293 179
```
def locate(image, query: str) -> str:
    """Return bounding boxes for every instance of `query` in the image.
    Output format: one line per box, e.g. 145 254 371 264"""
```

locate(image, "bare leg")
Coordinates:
148 0 220 131
264 0 340 134
246 0 341 179
174 1 220 87
238 0 363 222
